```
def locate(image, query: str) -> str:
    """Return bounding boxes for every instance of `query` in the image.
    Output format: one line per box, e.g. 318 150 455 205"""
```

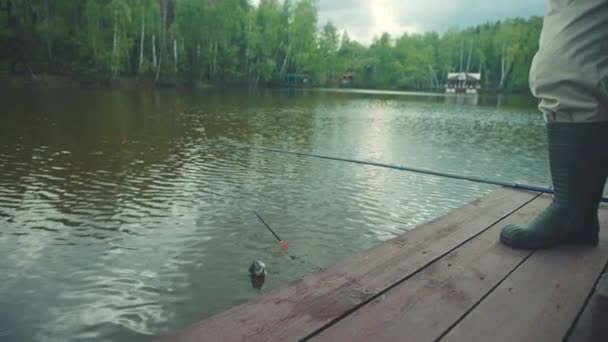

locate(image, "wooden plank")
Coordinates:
567 290 608 342
441 205 608 342
310 194 549 342
565 230 608 342
163 189 537 342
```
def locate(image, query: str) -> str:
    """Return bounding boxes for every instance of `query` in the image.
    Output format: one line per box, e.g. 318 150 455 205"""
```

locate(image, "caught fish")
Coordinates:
249 260 267 290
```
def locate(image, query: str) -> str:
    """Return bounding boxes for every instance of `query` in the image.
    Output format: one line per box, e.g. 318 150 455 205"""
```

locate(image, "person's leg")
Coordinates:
500 0 608 249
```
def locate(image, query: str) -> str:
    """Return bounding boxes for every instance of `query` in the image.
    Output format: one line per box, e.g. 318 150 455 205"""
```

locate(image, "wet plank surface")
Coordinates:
164 189 608 342
310 195 548 342
441 204 608 342
568 291 608 342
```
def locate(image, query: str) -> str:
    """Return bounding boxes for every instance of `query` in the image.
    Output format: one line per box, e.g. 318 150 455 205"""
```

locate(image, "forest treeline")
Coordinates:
0 0 543 91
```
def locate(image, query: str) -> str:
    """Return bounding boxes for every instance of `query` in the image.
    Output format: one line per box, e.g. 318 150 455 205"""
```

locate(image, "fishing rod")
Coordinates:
237 144 608 203
254 211 289 250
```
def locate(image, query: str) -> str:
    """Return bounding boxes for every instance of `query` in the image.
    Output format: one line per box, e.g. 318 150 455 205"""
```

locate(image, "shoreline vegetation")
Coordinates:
0 74 535 97
0 1 541 94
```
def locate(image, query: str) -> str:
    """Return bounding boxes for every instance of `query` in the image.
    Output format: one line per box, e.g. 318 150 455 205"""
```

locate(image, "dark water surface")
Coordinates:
0 87 547 341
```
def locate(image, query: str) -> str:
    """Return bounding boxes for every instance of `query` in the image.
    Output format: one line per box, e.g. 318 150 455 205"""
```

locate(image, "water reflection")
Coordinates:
444 94 479 106
0 87 546 341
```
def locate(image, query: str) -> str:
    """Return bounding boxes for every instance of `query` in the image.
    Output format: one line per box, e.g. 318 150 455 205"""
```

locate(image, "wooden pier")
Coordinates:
163 188 608 341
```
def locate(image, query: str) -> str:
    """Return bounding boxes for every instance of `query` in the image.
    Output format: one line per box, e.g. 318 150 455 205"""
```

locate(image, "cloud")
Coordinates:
315 0 545 44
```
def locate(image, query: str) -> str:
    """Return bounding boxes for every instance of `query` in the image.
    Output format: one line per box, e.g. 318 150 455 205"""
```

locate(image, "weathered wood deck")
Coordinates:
163 188 608 342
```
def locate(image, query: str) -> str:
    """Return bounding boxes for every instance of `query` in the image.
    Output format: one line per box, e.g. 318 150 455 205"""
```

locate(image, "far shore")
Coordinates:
0 73 532 96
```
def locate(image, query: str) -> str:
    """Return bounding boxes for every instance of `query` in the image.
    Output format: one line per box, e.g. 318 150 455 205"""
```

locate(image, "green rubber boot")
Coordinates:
500 122 608 249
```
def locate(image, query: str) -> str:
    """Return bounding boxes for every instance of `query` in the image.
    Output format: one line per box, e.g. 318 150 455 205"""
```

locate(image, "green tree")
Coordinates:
0 0 543 92
105 0 132 77
318 21 339 83
175 0 206 80
0 0 11 44
246 0 282 84
368 32 394 87
289 0 318 80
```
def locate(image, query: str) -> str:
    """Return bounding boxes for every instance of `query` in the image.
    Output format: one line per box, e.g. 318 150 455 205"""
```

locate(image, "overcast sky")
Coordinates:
315 0 545 44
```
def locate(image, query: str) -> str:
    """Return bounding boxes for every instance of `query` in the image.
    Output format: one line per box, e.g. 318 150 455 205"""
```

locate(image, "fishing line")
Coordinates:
231 143 608 203
254 211 289 250
253 211 334 273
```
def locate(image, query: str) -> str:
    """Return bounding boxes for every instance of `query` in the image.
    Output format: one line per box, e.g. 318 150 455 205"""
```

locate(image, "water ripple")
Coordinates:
0 89 546 341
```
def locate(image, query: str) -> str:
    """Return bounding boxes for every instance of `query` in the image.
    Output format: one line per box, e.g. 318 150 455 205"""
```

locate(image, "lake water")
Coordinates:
0 87 548 341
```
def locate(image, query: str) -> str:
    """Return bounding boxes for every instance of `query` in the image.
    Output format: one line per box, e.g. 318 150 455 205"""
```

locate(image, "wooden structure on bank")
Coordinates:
339 67 354 85
164 188 608 341
445 72 482 94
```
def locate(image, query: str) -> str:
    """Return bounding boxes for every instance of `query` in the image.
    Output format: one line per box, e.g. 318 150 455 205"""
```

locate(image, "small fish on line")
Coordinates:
249 260 267 290
249 260 267 277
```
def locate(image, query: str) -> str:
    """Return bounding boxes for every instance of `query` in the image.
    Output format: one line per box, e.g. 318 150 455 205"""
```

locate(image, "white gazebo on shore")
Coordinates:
445 72 481 94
